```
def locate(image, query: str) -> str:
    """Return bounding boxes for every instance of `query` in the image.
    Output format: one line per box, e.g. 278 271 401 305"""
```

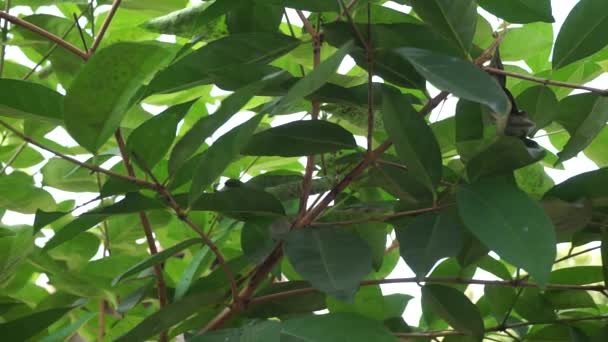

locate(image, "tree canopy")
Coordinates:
1 0 608 341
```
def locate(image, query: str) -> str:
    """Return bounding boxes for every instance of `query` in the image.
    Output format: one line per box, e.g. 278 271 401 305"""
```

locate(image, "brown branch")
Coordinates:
294 10 317 39
337 0 370 51
98 300 106 342
246 276 606 310
484 66 608 96
130 152 241 308
0 10 88 60
0 119 159 190
114 130 168 342
88 0 121 55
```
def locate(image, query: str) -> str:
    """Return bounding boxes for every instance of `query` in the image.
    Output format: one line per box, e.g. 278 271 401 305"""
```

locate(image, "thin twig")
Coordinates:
0 141 25 175
555 245 601 264
73 13 88 53
294 10 317 38
114 130 168 342
0 10 88 60
312 205 443 226
337 0 369 51
0 119 158 190
484 66 608 96
130 152 241 308
284 9 306 77
0 0 10 77
88 0 121 55
366 3 374 153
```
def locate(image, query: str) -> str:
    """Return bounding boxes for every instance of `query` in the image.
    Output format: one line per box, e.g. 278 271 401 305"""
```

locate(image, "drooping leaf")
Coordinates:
189 115 263 204
284 228 372 301
0 79 63 123
126 101 193 169
410 0 477 54
477 0 554 24
394 48 511 115
382 87 442 195
395 211 463 279
422 284 484 341
242 120 357 157
456 178 556 286
553 0 608 69
556 94 608 163
271 41 354 115
147 32 300 94
113 238 202 285
64 42 176 152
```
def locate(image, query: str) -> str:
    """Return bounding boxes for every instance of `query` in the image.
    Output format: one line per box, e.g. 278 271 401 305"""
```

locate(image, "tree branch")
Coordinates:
88 0 121 55
0 119 158 190
114 130 168 342
0 10 88 60
484 66 608 96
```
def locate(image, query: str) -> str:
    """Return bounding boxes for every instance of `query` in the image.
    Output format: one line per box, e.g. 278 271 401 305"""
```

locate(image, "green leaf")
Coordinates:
0 171 56 214
242 121 357 157
514 288 556 321
115 291 224 342
126 101 192 169
477 0 554 24
0 79 63 123
556 94 608 163
410 0 477 54
0 308 73 341
227 0 282 34
422 284 484 341
603 231 608 287
549 266 603 285
41 157 108 193
484 286 518 320
284 228 372 301
112 238 201 285
382 88 442 195
64 42 176 152
395 211 463 279
38 312 97 342
280 313 396 342
553 0 608 69
247 281 327 318
44 214 107 251
456 178 556 286
0 227 34 286
174 247 210 301
0 144 44 169
189 115 263 204
516 86 559 133
169 73 288 174
394 48 511 115
544 168 608 205
148 33 300 94
191 321 280 341
271 41 354 115
189 187 286 216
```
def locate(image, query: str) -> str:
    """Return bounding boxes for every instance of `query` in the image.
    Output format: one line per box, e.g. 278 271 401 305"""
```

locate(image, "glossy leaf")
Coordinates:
0 79 63 123
189 115 263 204
382 87 442 195
457 178 556 286
422 284 484 341
64 42 176 152
410 0 477 54
242 120 357 157
553 0 608 69
284 228 372 301
394 48 511 115
477 0 554 24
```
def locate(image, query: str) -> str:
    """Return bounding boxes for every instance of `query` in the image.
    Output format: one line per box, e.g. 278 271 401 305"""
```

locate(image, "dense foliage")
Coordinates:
2 0 608 341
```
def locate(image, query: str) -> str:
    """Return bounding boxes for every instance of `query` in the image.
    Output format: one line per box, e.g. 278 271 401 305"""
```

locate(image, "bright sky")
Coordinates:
1 0 603 326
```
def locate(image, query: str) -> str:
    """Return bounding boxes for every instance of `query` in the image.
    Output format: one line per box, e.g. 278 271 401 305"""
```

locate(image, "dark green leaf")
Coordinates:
242 120 357 157
0 79 63 123
553 0 608 69
395 211 463 278
382 87 442 195
227 0 282 33
174 247 209 301
456 178 556 286
64 42 176 152
112 238 201 285
189 187 286 216
422 284 484 341
544 168 608 205
38 312 97 342
516 86 559 133
410 0 477 54
549 266 603 285
280 313 396 342
284 228 372 301
247 281 326 318
189 115 263 204
514 288 556 321
44 214 107 251
126 101 192 169
0 308 73 341
478 0 554 24
394 48 511 115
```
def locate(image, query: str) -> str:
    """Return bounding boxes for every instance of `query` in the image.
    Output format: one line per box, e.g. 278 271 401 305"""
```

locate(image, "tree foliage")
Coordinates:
1 0 608 341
